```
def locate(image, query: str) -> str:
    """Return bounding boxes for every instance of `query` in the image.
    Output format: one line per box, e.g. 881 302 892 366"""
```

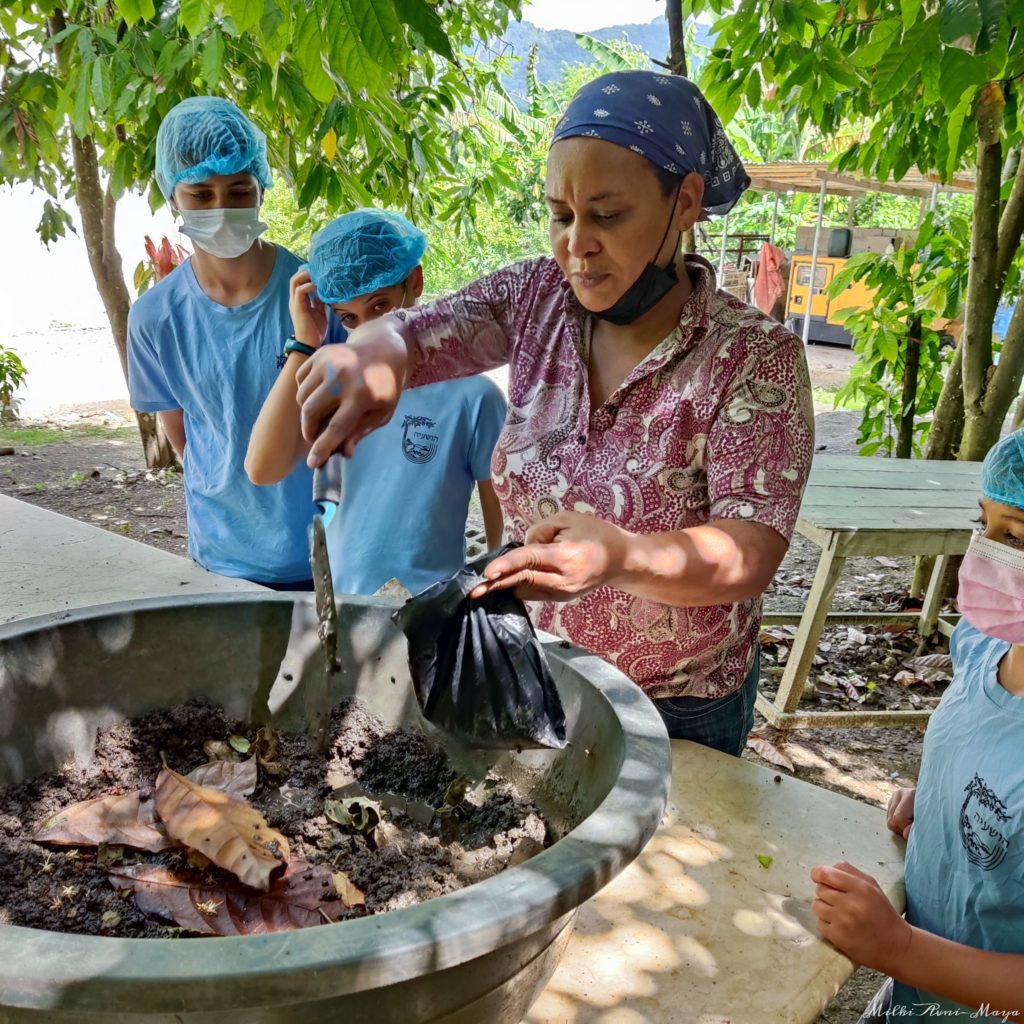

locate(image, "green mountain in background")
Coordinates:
488 18 714 103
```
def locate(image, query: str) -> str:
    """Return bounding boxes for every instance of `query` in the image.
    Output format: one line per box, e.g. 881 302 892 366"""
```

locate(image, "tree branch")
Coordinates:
987 287 1024 425
996 148 1024 300
665 0 688 78
961 117 1002 420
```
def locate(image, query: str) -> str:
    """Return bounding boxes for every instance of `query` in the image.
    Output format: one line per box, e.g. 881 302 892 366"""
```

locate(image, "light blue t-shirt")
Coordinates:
890 620 1024 1021
127 246 341 582
328 375 506 596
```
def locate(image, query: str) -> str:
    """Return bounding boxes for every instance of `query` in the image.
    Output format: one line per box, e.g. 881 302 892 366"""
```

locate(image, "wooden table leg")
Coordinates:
919 553 952 638
772 534 847 715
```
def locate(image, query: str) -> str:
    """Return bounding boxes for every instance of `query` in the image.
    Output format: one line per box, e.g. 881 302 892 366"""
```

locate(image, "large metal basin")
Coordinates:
0 593 670 1023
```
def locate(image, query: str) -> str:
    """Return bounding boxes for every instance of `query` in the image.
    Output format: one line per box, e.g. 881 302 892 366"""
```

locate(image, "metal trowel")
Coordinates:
306 451 344 752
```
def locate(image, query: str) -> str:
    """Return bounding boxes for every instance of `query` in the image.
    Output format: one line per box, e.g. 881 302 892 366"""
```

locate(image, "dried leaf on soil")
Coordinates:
847 627 871 646
202 740 242 763
154 766 289 891
332 870 367 911
324 793 382 833
874 557 901 569
34 791 175 853
894 670 936 690
745 725 795 772
901 654 953 682
187 757 258 798
108 861 351 935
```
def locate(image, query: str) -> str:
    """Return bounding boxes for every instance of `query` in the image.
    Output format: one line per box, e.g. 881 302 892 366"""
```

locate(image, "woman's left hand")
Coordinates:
469 511 630 602
810 861 912 973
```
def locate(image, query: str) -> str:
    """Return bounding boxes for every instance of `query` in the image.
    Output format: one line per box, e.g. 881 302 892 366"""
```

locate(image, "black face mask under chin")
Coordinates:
587 187 683 327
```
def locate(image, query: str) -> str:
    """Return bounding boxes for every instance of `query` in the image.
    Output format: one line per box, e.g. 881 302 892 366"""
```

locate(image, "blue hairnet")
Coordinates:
307 209 427 305
155 97 273 201
982 430 1024 510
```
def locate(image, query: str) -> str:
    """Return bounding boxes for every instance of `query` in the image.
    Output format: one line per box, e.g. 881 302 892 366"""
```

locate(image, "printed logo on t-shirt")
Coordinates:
959 773 1011 870
402 414 439 464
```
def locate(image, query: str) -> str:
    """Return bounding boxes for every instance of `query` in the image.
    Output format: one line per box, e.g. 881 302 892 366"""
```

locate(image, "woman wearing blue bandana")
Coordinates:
288 72 815 755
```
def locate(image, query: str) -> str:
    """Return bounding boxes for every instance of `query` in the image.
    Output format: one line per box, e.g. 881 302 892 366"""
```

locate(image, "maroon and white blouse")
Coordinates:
399 255 814 698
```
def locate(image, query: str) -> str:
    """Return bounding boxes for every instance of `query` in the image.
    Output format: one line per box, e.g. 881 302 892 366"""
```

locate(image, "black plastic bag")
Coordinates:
391 545 567 749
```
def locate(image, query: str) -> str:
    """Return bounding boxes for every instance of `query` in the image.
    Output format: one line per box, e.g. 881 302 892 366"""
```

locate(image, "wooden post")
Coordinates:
801 180 828 345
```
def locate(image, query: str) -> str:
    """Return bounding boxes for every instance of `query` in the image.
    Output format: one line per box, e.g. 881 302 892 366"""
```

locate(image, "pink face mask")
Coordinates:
958 533 1024 644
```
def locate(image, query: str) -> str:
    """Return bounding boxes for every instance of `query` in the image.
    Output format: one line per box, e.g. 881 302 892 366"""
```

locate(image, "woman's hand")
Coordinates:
289 268 328 348
469 511 630 602
296 317 409 464
810 862 912 973
887 787 916 840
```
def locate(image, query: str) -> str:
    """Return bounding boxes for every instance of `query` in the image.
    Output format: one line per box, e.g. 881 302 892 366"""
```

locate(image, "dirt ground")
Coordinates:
0 391 936 1020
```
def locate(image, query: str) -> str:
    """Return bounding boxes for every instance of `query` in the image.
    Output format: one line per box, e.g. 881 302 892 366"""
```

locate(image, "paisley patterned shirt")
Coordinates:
399 255 814 698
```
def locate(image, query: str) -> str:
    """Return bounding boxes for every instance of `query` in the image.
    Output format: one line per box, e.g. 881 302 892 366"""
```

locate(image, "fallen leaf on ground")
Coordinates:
108 860 350 935
745 725 795 772
154 766 289 891
34 791 175 853
759 626 796 647
875 557 901 569
894 670 936 690
228 735 251 755
187 757 258 798
847 627 871 646
838 677 866 702
901 653 953 682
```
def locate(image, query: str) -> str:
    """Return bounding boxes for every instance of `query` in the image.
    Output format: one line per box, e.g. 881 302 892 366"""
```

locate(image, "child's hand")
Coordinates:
811 861 912 973
289 269 328 348
887 787 916 839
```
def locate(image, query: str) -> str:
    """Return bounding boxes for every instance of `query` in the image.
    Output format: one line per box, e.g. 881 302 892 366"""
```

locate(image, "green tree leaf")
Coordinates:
872 31 923 105
202 32 224 86
179 0 210 38
227 0 262 35
393 0 454 60
939 0 983 45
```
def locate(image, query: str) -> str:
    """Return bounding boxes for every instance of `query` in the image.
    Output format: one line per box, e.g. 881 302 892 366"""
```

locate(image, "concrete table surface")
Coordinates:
1 494 261 623
527 740 905 1024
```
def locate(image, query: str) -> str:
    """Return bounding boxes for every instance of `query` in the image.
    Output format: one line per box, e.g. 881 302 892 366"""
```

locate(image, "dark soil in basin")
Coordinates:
0 698 548 938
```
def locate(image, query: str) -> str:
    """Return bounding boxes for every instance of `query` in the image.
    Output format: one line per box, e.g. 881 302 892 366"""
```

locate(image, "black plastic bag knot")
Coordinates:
391 545 567 749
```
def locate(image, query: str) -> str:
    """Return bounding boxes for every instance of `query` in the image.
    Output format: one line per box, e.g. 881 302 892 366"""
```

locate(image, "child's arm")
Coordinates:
811 861 1024 1016
887 787 916 839
158 409 186 458
478 479 503 550
246 269 323 485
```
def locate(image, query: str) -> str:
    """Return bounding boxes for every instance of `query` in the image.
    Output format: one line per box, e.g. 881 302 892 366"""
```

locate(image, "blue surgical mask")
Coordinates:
178 207 267 259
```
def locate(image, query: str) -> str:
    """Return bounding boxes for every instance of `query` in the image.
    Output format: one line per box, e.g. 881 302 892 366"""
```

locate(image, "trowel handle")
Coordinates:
313 451 344 507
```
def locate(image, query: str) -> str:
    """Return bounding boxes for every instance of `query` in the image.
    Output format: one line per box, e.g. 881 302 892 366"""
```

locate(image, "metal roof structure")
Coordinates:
745 161 975 199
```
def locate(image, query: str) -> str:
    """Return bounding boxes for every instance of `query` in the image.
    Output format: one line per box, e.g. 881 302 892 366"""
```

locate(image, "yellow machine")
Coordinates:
784 255 876 346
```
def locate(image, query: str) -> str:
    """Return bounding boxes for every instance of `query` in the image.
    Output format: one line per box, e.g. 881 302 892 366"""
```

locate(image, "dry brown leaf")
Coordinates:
108 861 348 935
187 757 258 798
202 740 242 763
745 725 795 772
154 766 289 891
332 870 367 911
34 791 175 853
894 670 936 690
901 653 953 682
875 557 901 569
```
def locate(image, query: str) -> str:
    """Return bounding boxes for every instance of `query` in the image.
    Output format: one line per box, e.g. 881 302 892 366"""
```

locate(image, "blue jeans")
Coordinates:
652 655 759 756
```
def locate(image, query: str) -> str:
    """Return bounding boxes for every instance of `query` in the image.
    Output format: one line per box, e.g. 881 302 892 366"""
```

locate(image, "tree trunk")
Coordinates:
666 0 688 77
897 316 922 460
910 344 965 596
47 10 176 472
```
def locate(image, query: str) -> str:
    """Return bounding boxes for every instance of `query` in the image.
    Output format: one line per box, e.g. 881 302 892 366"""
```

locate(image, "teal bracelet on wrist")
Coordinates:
283 337 318 358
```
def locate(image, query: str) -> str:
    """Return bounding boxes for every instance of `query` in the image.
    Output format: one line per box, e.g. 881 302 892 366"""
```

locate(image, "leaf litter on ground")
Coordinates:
745 724 795 772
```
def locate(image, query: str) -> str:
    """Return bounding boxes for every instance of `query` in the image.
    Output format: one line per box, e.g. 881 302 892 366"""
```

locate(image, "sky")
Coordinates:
522 0 666 31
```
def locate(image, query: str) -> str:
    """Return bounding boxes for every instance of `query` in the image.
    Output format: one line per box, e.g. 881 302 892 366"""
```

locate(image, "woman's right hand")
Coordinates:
295 316 410 464
886 787 916 839
289 268 328 348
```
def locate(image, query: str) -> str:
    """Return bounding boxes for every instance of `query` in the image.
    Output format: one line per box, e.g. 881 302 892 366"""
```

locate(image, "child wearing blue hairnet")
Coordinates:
126 97 343 588
246 210 506 595
810 430 1024 1021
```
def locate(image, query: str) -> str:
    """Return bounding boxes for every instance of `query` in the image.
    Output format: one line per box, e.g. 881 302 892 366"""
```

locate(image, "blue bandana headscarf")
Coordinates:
552 70 750 216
